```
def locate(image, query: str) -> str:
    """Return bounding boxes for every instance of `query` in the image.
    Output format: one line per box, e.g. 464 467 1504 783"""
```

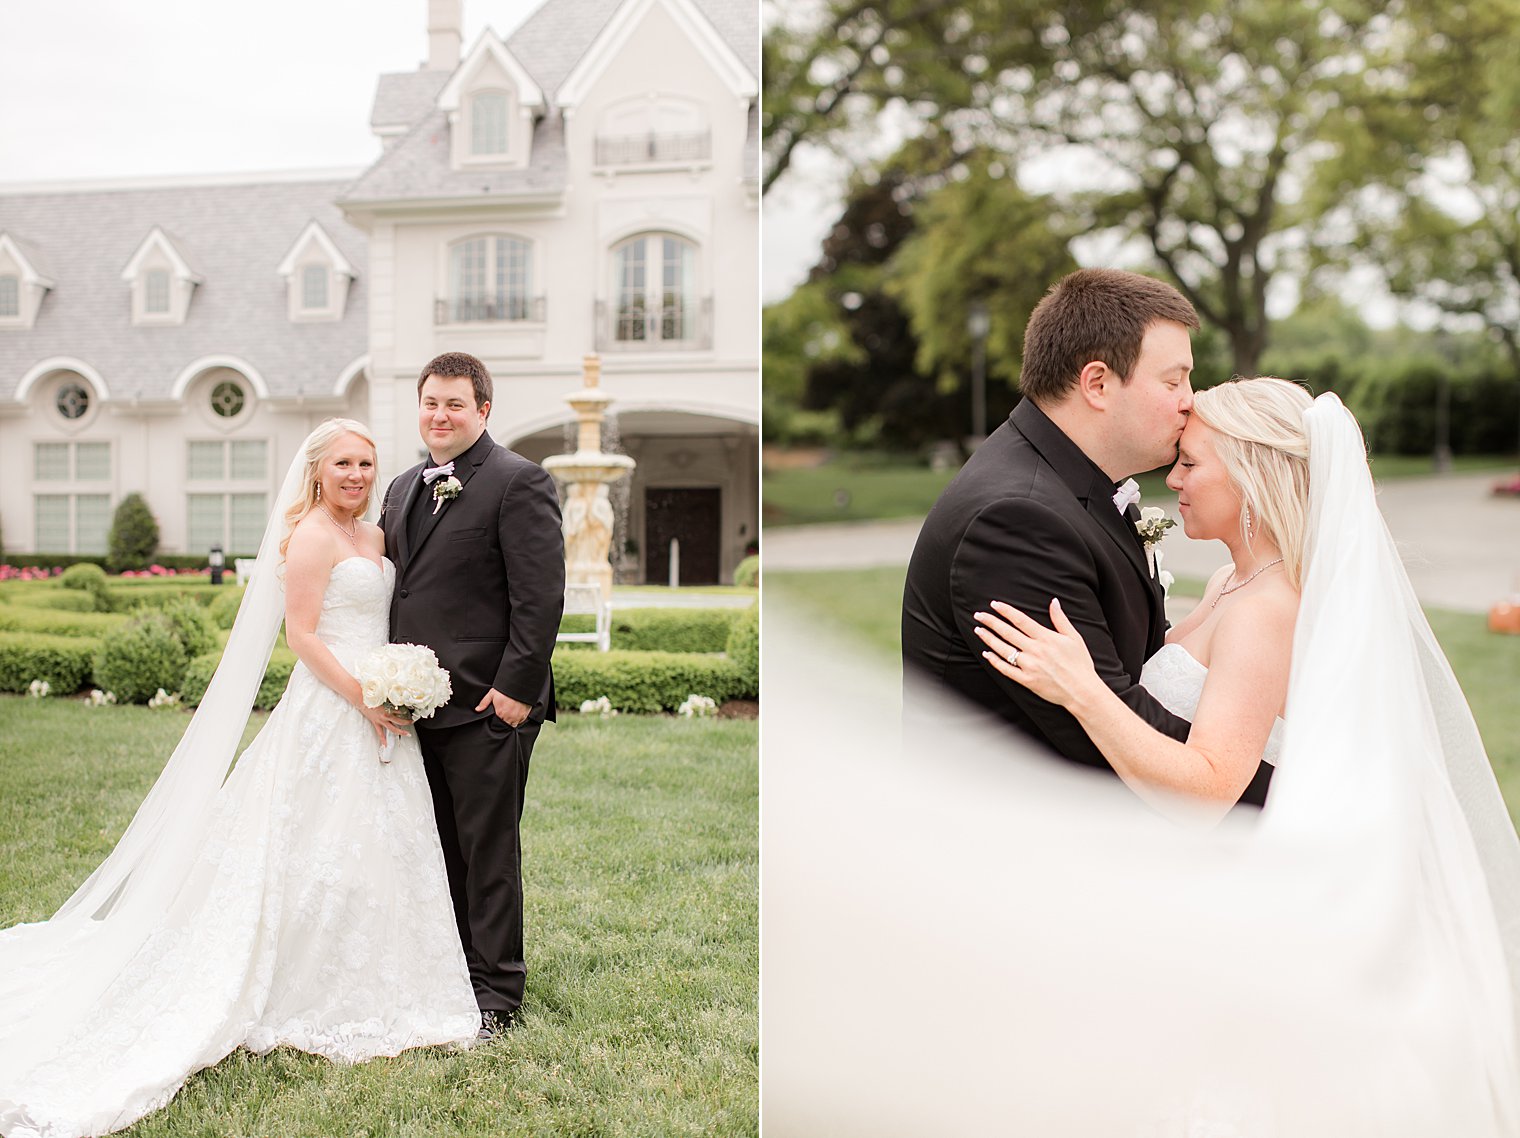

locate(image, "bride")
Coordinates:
0 419 479 1138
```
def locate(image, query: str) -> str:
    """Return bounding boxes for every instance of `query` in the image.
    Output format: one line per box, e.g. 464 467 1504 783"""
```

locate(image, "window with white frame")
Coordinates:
32 441 112 554
0 274 17 318
186 439 268 553
55 383 90 421
595 96 709 166
445 235 536 323
301 264 329 311
470 91 509 156
612 234 697 345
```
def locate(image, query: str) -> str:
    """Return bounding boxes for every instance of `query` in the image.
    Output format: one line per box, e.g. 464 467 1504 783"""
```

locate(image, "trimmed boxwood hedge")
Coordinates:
551 649 747 713
0 631 97 693
0 606 125 638
726 603 758 696
20 589 100 613
93 614 188 704
181 648 299 711
557 607 742 654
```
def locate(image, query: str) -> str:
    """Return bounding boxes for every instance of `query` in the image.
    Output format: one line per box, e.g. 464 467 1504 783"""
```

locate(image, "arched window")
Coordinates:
612 234 697 345
445 235 536 323
470 91 509 156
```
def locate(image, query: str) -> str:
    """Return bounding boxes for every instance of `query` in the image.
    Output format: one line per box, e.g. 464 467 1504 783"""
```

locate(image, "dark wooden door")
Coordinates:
644 486 721 585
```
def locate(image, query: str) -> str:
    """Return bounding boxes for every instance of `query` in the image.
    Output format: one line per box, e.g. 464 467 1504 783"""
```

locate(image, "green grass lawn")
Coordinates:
768 566 1520 819
0 700 757 1137
763 451 1518 527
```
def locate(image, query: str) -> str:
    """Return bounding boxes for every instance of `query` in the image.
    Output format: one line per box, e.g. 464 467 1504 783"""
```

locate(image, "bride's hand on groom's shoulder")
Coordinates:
973 598 1102 710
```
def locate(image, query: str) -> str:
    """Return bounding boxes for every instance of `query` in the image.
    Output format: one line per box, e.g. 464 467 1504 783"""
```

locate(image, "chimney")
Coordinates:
428 0 462 71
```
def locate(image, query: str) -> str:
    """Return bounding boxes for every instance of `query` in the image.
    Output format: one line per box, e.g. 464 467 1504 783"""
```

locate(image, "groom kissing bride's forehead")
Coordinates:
900 268 1284 807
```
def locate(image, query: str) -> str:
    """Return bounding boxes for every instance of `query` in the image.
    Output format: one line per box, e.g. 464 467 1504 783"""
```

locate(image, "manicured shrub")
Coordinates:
557 607 742 653
24 589 99 613
92 613 188 704
0 632 96 694
111 582 221 610
107 492 161 572
734 555 759 589
0 606 124 638
725 603 759 698
148 597 218 660
551 649 746 713
181 648 298 711
206 585 247 630
60 563 113 612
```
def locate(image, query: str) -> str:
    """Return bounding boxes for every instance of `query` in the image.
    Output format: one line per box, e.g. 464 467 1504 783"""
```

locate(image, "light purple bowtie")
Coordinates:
422 461 455 485
1112 478 1140 514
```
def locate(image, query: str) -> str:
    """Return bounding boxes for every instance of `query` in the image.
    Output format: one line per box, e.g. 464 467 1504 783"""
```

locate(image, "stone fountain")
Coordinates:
543 354 636 604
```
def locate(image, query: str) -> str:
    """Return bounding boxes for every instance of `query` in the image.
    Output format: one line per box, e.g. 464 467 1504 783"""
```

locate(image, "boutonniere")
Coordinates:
1135 506 1176 580
432 475 462 515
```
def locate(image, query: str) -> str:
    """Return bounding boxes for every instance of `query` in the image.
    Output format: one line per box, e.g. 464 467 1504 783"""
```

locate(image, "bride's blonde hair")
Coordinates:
278 418 379 559
1190 378 1314 590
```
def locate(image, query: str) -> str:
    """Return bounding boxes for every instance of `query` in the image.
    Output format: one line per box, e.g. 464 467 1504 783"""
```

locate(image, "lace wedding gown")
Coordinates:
1139 642 1285 767
0 556 479 1138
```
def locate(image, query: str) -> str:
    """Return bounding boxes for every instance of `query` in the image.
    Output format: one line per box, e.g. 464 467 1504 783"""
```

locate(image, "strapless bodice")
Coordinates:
1139 643 1285 767
312 556 393 664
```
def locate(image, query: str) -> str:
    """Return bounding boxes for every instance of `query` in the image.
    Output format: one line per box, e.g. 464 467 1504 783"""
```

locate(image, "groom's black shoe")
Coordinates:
477 1010 514 1041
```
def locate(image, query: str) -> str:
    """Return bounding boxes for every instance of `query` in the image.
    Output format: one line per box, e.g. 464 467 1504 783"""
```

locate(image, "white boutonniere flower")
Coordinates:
1135 506 1177 578
431 475 462 515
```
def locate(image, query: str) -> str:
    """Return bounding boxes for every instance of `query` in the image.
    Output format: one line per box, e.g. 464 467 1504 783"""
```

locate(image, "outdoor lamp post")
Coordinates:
967 301 990 444
209 544 224 586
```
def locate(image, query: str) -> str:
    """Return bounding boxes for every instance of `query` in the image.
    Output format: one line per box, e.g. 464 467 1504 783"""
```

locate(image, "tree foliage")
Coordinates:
107 493 160 573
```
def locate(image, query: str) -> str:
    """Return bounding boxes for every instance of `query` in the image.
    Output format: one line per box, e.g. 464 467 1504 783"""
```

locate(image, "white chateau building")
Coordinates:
0 0 758 584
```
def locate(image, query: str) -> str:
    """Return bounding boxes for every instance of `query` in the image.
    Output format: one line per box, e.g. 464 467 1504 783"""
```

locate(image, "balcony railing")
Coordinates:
594 297 713 351
594 130 712 167
435 295 546 325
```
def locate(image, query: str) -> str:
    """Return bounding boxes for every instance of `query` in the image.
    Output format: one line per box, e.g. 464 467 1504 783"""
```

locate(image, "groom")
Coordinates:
380 351 565 1035
902 269 1271 807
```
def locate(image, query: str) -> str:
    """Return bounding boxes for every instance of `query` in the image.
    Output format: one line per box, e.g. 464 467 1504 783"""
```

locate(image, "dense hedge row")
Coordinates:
551 649 749 713
0 633 96 693
0 607 125 638
558 607 743 653
181 649 299 711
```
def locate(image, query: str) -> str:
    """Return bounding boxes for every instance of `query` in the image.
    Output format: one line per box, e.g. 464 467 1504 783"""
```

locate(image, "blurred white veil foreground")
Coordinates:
762 395 1520 1137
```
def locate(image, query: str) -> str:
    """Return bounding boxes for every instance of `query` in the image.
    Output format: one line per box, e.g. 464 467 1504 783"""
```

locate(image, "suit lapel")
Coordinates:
394 470 423 566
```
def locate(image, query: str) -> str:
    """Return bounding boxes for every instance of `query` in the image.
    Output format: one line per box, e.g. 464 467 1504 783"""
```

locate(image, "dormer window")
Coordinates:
437 31 544 170
121 227 200 326
470 91 509 156
0 233 55 329
277 221 355 323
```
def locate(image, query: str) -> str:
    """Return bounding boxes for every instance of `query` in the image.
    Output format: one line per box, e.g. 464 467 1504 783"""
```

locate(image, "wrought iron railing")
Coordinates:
594 297 713 351
594 130 712 166
434 295 546 324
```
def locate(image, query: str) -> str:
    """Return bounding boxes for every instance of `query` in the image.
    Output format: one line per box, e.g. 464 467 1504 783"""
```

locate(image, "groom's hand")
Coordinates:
477 687 530 727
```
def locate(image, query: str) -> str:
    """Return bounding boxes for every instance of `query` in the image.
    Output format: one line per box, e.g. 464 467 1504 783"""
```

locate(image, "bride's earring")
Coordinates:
315 482 322 502
1244 502 1253 537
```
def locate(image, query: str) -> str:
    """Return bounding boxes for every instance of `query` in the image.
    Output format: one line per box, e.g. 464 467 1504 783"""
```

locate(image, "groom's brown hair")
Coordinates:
1019 269 1198 406
419 351 493 408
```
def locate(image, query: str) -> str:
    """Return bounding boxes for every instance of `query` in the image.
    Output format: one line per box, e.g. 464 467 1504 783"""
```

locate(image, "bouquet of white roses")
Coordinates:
356 643 453 762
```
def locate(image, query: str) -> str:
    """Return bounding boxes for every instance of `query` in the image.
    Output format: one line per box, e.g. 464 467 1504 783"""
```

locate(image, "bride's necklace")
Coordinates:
1212 557 1285 609
319 502 359 548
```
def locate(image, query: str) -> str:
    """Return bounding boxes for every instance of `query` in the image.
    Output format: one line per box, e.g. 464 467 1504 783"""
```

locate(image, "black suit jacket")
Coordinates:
379 430 565 730
902 399 1190 770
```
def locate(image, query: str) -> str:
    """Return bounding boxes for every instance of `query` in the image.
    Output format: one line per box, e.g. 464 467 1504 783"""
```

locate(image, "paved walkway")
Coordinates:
764 472 1520 615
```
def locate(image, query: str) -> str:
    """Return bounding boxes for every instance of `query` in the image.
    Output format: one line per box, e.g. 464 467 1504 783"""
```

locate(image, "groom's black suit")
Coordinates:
903 399 1271 806
380 429 565 1015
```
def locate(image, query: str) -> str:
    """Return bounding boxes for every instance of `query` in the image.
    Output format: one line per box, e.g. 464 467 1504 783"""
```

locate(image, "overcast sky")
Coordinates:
0 0 538 184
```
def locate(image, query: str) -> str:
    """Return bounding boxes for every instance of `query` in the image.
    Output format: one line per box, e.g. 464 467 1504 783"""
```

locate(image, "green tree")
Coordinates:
765 0 1473 376
107 493 160 573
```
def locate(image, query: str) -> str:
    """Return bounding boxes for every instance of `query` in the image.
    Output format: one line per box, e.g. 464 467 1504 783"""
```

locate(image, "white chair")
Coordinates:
558 583 611 652
234 558 258 585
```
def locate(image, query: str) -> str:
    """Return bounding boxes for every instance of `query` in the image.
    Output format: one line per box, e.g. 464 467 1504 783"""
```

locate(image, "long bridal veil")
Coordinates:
764 394 1520 1136
0 435 311 1077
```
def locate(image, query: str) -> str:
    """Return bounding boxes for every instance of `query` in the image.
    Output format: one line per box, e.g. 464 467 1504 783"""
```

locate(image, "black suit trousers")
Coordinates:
418 715 540 1015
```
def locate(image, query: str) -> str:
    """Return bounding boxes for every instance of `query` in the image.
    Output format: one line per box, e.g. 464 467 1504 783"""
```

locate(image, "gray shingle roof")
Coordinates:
371 70 450 131
506 0 627 101
692 0 758 79
0 178 367 402
339 110 566 206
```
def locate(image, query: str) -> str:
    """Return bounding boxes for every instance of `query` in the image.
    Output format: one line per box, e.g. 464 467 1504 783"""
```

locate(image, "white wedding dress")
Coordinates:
1140 642 1284 769
0 556 478 1138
